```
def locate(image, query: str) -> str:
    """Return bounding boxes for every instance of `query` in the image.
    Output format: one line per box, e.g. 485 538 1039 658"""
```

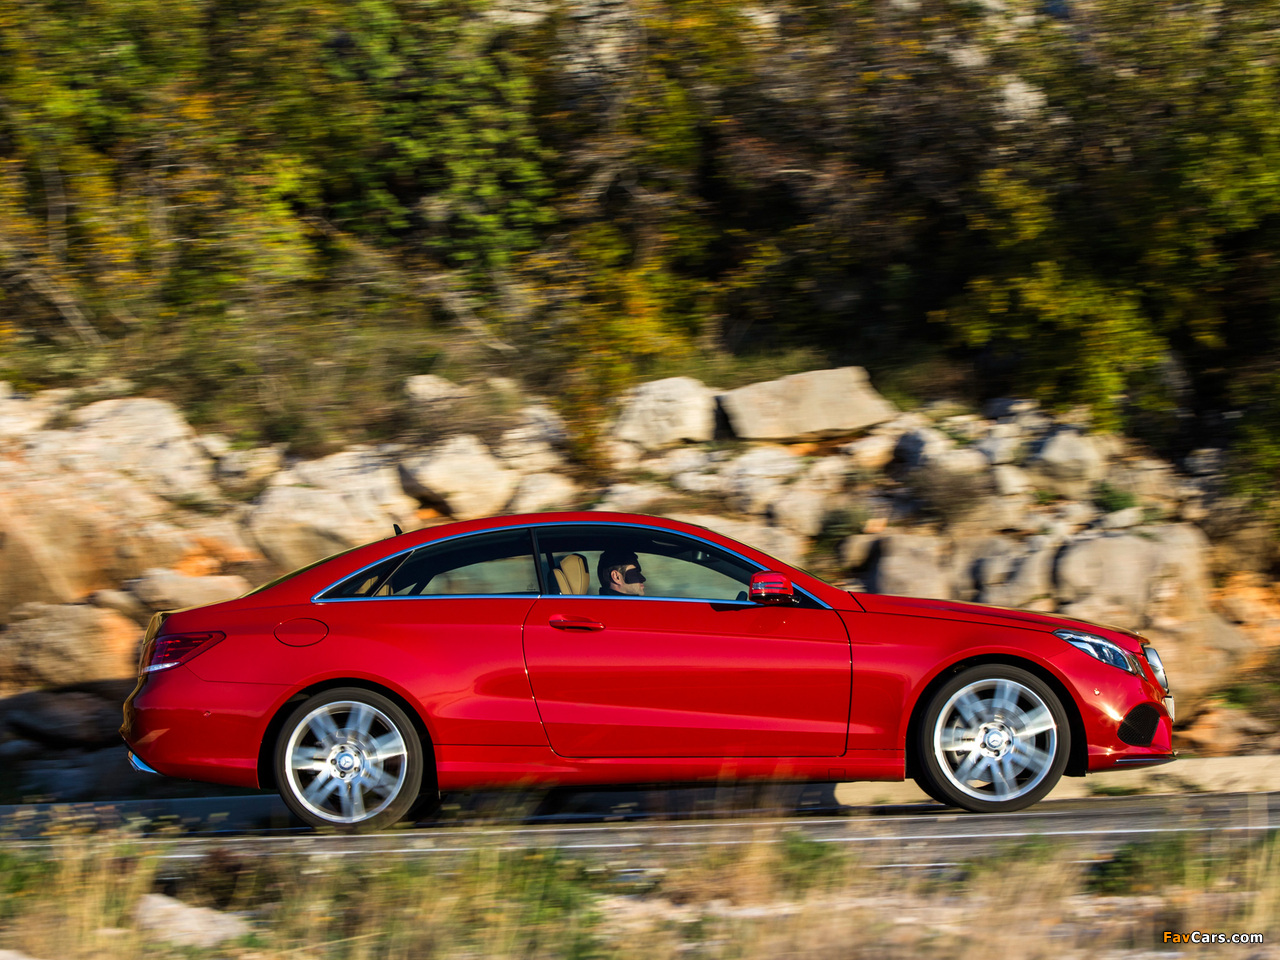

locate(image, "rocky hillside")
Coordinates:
0 368 1275 802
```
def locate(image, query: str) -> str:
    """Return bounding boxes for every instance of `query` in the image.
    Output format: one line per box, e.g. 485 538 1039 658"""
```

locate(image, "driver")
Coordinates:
597 549 646 597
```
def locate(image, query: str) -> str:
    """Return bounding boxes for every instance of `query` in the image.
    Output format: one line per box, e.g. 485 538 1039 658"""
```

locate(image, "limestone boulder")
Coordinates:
126 568 251 612
768 481 832 538
507 473 580 513
1054 524 1247 704
592 482 667 513
0 386 74 439
399 435 519 520
0 435 222 622
613 377 717 450
721 446 804 514
404 374 472 408
971 536 1059 609
134 894 254 950
719 367 897 441
1028 429 1106 497
663 513 808 569
870 535 952 599
894 427 952 468
495 403 569 474
69 398 219 503
0 604 140 692
840 434 897 472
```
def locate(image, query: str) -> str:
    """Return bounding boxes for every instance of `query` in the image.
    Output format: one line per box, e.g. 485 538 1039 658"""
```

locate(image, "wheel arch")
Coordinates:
903 654 1089 781
257 678 438 795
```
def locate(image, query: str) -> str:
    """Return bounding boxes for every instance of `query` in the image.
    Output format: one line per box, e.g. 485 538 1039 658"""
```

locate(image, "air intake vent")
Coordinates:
1118 704 1160 746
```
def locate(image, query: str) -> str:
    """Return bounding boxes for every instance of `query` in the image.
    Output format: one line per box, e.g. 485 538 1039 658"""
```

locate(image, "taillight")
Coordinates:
145 631 225 673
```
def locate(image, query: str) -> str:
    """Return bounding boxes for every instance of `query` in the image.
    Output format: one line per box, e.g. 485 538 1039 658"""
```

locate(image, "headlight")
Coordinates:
1054 628 1139 675
1142 644 1170 693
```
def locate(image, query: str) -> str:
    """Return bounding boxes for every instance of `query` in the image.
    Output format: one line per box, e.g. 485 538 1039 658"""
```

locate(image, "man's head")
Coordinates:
597 549 646 596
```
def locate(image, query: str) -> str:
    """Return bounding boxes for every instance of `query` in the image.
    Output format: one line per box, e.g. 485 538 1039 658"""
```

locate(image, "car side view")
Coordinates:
121 512 1174 829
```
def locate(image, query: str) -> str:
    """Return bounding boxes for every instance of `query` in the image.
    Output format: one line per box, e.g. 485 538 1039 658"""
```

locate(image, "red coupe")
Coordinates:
121 512 1174 829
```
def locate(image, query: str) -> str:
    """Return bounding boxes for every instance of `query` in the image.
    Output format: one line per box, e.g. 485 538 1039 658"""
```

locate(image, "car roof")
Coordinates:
243 512 859 609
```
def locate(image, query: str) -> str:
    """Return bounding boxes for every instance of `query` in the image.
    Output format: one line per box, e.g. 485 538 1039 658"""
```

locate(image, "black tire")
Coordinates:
917 665 1070 814
274 687 425 831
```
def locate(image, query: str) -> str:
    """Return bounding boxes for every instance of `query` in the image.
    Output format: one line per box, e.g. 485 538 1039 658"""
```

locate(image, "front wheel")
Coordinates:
275 688 425 831
917 665 1070 814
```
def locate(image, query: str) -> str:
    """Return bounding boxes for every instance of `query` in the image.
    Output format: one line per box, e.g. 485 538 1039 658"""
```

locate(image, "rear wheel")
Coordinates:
917 665 1069 814
275 688 424 831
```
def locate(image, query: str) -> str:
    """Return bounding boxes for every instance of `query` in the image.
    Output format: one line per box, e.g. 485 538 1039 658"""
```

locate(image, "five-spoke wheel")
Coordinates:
917 665 1070 813
275 688 425 830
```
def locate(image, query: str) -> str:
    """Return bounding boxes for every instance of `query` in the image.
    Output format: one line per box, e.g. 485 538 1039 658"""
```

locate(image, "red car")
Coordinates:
121 512 1174 829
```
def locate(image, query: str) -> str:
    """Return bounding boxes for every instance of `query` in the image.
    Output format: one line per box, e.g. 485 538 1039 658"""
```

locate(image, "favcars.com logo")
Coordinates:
1164 932 1264 944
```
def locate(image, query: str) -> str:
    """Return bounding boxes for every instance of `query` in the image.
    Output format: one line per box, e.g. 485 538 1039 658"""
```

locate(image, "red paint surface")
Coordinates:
120 512 1175 792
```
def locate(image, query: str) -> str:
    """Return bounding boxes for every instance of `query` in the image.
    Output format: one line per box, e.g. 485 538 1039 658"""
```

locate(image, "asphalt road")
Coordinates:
2 789 1276 870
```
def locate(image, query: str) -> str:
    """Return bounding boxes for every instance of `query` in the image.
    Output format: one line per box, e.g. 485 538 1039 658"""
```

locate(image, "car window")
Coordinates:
534 525 762 602
320 529 539 598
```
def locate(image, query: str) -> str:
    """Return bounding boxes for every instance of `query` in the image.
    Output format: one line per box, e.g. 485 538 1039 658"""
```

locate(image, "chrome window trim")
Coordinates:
310 520 830 609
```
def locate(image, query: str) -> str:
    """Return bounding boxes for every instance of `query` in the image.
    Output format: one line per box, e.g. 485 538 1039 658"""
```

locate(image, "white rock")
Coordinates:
1029 429 1105 496
804 456 850 494
398 435 518 521
671 472 727 495
894 427 952 468
0 444 202 621
641 448 712 479
975 434 1022 465
993 464 1033 497
604 440 643 471
768 481 831 538
0 603 140 692
70 398 219 503
126 568 251 611
245 485 394 573
404 374 471 407
719 367 897 441
0 388 74 439
870 535 952 599
1100 506 1145 529
216 445 284 490
663 513 808 568
613 377 717 450
932 447 989 476
495 404 569 474
593 482 668 513
840 434 897 471
507 473 579 513
722 446 804 513
134 893 252 949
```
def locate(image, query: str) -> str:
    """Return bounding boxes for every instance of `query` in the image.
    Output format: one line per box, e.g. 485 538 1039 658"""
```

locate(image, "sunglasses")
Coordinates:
622 567 646 584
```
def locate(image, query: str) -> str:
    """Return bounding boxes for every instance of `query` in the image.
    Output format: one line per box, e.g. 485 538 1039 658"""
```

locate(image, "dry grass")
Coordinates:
1 825 1278 959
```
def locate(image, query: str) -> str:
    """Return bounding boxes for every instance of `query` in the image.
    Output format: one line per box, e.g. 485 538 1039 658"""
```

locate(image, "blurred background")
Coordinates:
5 3 1280 956
2 0 1280 794
2 0 1279 473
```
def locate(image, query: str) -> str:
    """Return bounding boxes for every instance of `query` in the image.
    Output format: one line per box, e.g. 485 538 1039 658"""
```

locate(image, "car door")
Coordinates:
314 527 548 746
521 524 852 758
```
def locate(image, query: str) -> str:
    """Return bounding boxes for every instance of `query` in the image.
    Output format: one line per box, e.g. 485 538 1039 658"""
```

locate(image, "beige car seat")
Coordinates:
552 553 590 594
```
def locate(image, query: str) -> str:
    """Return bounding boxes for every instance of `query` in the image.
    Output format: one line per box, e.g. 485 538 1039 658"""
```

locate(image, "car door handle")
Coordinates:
549 615 605 631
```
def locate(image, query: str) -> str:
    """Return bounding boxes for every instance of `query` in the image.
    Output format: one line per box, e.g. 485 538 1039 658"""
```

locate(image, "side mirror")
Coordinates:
749 572 794 604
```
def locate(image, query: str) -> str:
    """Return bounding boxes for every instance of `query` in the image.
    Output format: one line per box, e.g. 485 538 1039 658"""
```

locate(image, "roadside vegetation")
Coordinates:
4 0 1280 499
0 824 1278 958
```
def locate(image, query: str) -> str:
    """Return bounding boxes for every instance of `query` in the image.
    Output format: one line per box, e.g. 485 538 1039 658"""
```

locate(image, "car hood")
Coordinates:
853 593 1144 651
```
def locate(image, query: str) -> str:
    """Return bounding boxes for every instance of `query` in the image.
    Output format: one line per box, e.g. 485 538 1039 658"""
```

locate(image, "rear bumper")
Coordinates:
121 665 286 789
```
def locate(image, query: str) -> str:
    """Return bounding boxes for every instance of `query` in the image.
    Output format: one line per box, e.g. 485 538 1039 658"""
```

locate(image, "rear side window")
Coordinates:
320 529 539 599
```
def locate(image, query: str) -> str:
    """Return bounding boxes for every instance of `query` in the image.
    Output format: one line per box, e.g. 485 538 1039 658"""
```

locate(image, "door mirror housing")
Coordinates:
749 572 794 604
